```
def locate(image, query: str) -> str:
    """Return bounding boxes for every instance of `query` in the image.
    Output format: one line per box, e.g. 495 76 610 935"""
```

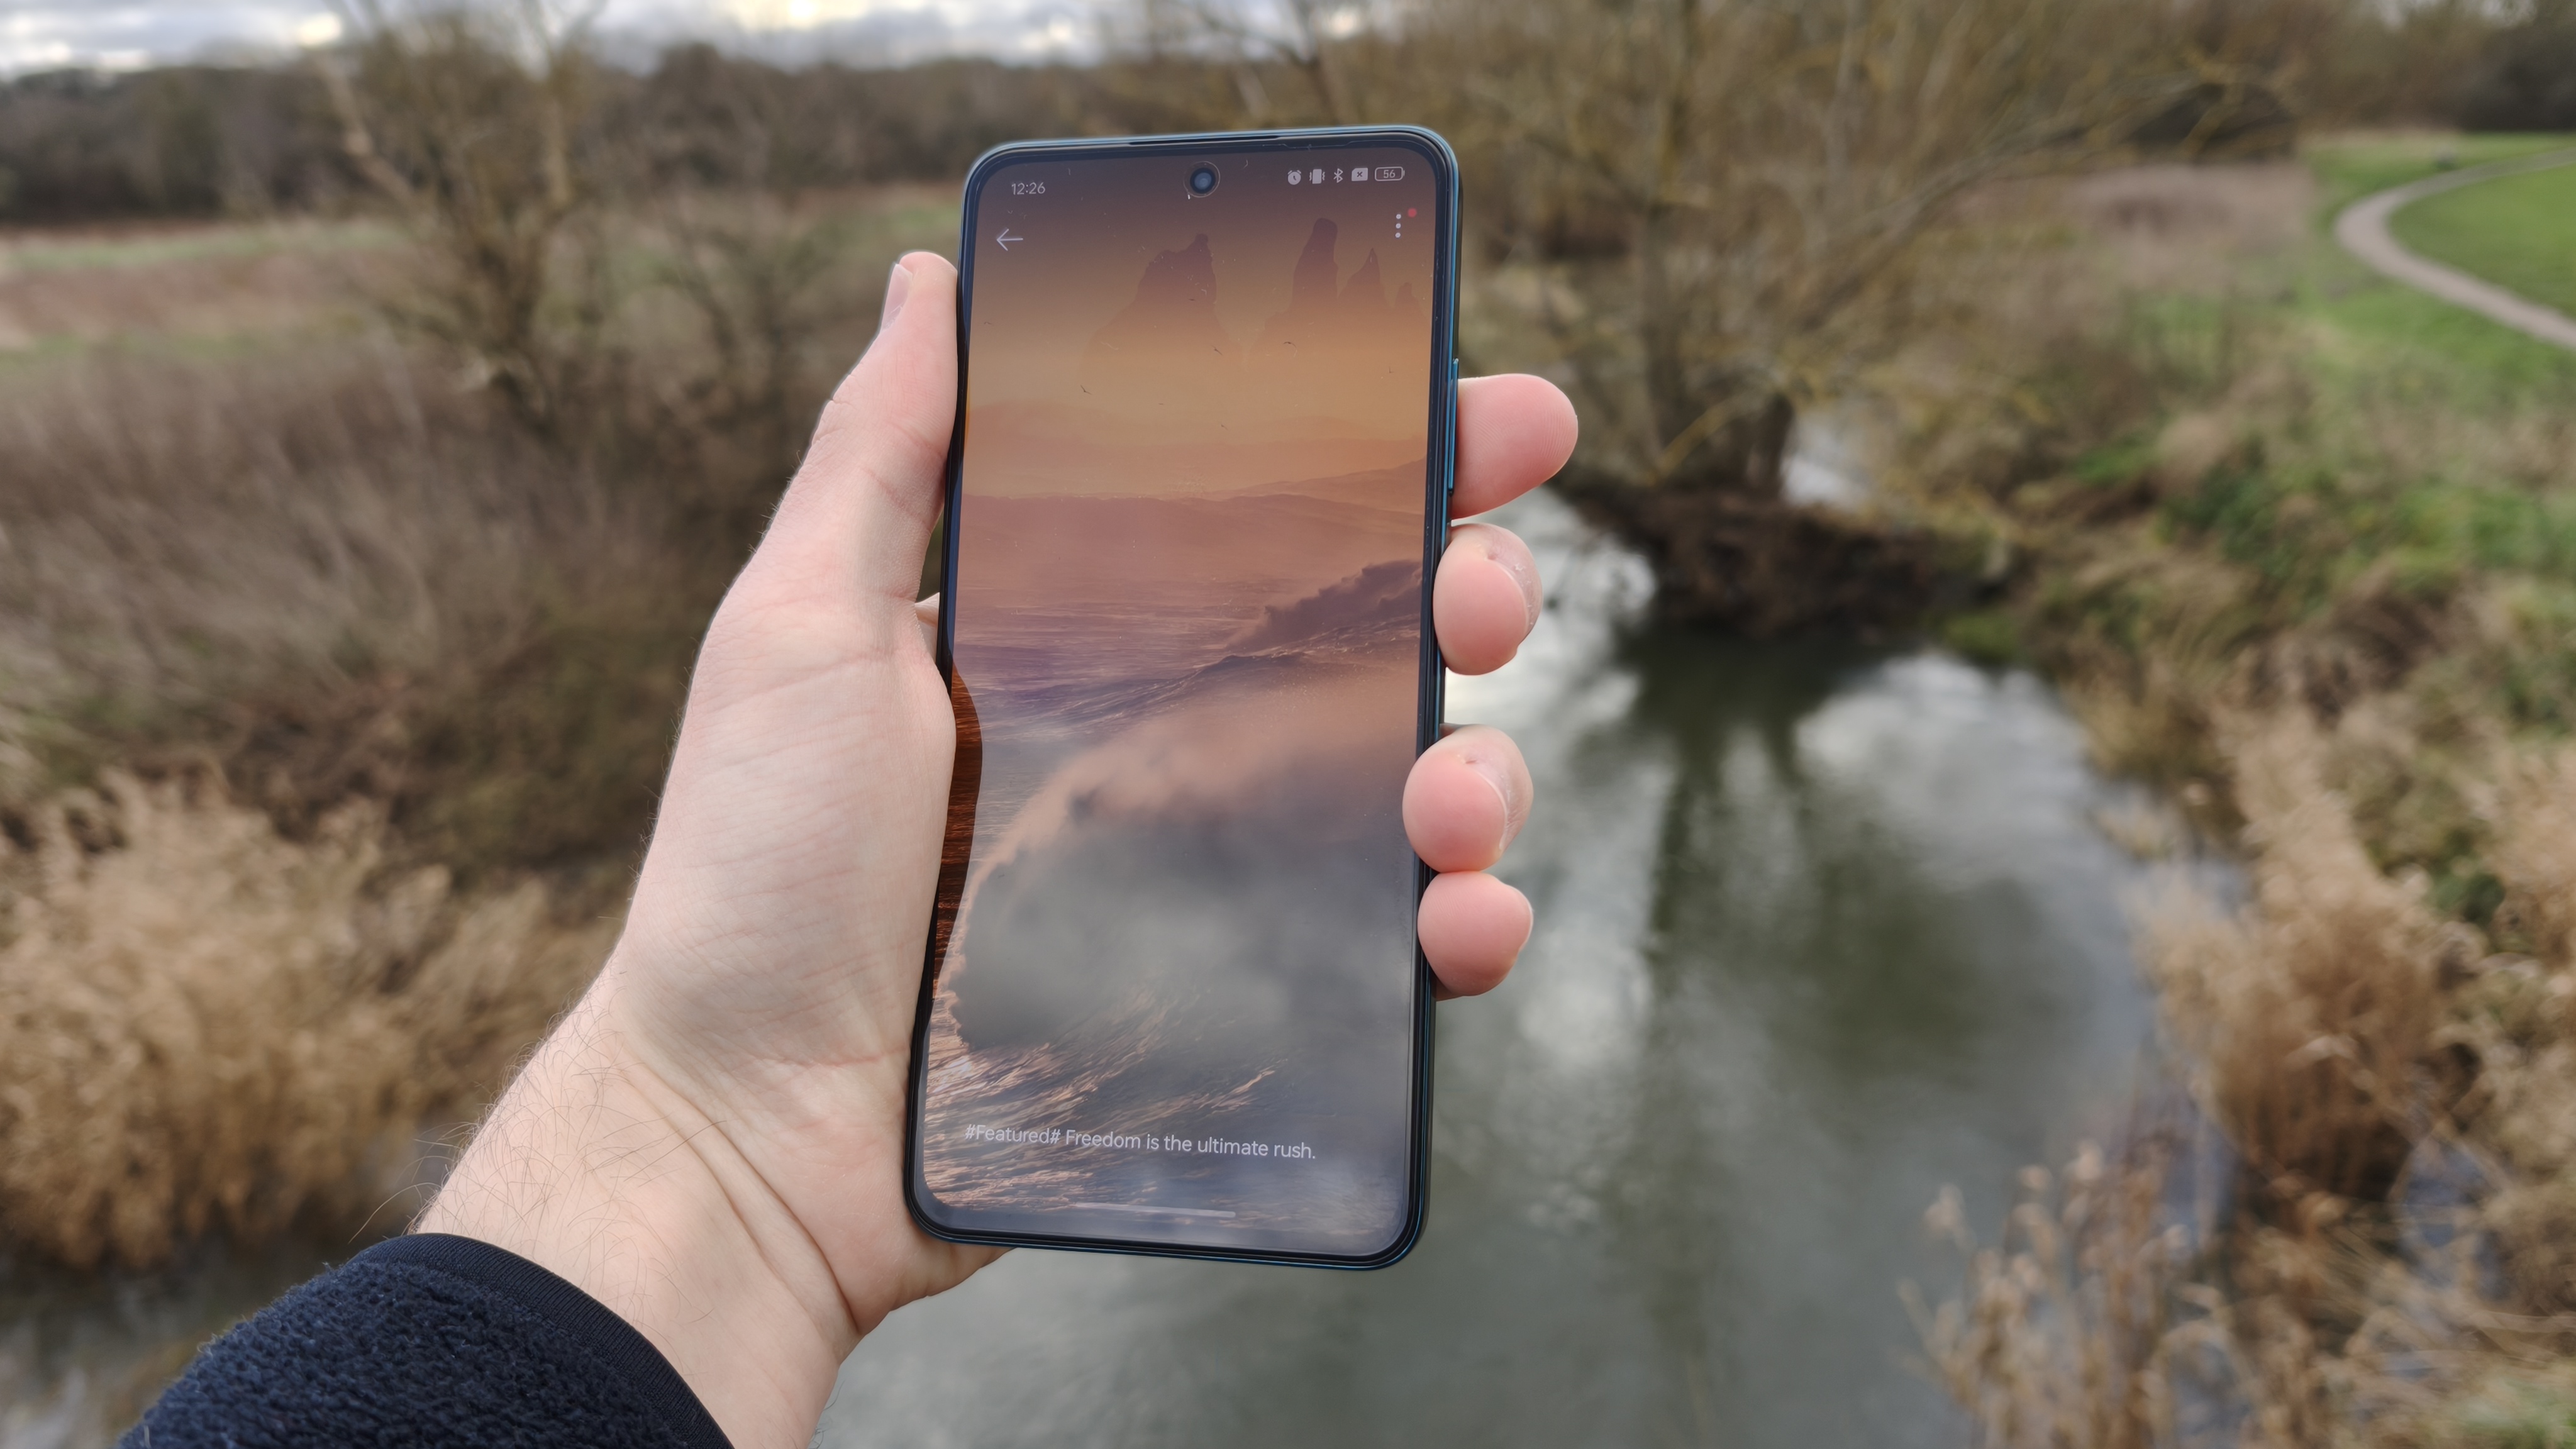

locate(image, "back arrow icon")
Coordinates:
996 229 1023 250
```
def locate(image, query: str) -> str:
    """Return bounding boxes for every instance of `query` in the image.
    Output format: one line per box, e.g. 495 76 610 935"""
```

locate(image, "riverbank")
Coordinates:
1902 135 2576 1443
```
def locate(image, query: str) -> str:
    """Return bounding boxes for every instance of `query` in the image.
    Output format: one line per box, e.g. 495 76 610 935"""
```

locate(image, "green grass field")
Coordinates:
0 218 401 272
2307 133 2576 214
2390 158 2576 318
2289 135 2576 394
2300 240 2576 398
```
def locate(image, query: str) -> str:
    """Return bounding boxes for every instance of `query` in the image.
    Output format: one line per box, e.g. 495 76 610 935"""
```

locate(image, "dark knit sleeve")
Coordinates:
123 1233 733 1449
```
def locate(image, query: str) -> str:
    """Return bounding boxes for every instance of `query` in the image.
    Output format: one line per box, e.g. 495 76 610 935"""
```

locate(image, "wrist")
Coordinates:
418 975 856 1449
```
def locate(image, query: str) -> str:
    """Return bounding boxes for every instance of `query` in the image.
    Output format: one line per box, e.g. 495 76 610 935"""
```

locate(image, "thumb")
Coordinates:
747 251 957 611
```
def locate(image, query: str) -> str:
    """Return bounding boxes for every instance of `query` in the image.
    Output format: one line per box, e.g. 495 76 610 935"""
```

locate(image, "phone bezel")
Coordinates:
902 126 1462 1270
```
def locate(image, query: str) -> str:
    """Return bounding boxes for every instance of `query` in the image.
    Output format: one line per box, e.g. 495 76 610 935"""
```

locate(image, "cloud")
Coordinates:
0 3 333 74
617 0 1094 66
0 0 1087 75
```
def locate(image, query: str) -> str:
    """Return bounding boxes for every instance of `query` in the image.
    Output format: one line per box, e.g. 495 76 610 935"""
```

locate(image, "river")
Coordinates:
820 490 2166 1447
3 489 2172 1448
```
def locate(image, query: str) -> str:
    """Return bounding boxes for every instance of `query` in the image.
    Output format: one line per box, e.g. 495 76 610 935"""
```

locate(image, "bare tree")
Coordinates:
1427 0 2199 502
1126 0 1390 125
655 194 853 516
318 0 609 441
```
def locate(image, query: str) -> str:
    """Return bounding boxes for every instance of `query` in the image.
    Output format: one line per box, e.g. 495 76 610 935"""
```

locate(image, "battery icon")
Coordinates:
1375 167 1405 181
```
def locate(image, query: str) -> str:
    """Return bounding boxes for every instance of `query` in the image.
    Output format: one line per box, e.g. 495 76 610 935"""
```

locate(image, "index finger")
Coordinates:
1453 374 1578 519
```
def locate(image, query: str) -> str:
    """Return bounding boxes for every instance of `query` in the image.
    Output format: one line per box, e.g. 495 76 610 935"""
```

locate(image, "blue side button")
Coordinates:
1446 357 1460 496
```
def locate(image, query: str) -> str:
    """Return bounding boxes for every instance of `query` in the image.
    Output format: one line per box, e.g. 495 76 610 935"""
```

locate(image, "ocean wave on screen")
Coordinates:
987 557 1422 736
1224 557 1421 657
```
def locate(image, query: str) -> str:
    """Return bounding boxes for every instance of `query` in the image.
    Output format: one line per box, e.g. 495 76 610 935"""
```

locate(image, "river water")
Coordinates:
821 491 2165 1448
4 490 2170 1447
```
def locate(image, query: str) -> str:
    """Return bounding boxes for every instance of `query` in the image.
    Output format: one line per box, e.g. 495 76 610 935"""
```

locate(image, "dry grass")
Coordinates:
2058 164 2317 295
2491 752 2576 969
1914 1139 2215 1449
2444 750 2576 1321
0 330 686 1275
1924 730 2576 1448
0 231 729 1275
0 221 398 354
2142 716 2451 1206
0 155 928 1275
0 342 705 871
2204 735 2576 1448
0 769 613 1269
1908 145 2576 1445
0 344 634 718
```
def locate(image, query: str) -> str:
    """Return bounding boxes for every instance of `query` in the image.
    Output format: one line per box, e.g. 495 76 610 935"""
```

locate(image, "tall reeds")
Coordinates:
2143 718 2449 1208
0 343 655 1268
0 772 613 1269
1914 1140 2212 1449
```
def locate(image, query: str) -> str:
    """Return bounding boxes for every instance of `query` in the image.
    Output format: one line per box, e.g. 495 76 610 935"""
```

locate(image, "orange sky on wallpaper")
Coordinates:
914 146 1446 1257
963 149 1438 496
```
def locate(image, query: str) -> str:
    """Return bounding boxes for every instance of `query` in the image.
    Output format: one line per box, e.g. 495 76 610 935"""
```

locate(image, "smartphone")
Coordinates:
903 128 1460 1267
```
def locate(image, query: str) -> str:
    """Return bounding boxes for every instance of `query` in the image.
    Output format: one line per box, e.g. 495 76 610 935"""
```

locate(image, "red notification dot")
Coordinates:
1407 208 1418 217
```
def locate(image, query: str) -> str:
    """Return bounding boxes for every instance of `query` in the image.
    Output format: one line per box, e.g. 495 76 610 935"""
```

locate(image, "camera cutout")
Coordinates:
1187 164 1221 196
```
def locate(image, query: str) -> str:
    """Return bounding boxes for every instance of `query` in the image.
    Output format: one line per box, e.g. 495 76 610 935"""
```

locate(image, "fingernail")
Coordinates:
1485 538 1541 630
880 260 913 330
1468 752 1519 841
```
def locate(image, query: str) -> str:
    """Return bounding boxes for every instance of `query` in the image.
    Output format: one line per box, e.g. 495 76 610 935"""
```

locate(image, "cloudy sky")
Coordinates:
0 1 1097 74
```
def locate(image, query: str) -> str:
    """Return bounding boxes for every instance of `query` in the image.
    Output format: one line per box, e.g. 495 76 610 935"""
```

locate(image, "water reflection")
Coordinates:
823 491 2162 1448
1 1236 357 1447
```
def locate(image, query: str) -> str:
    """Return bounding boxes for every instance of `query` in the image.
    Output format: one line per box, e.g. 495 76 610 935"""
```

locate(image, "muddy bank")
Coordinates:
1552 470 1980 638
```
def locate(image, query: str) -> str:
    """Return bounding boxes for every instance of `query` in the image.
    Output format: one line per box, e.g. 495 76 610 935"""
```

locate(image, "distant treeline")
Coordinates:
3 4 2572 229
2458 6 2576 132
0 48 1097 225
0 66 344 220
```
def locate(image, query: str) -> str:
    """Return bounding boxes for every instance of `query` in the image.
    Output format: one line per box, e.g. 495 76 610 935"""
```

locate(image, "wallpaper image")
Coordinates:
915 148 1441 1255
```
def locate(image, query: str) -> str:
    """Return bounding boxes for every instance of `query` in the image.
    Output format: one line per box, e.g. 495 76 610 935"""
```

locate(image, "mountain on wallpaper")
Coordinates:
1248 218 1429 367
1078 218 1428 397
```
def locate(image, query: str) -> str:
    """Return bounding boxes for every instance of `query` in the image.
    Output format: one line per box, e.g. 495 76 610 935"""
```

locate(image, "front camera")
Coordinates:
1187 164 1220 196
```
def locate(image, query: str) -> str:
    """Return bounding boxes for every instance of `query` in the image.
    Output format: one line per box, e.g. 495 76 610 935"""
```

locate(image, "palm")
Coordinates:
614 555 998 1326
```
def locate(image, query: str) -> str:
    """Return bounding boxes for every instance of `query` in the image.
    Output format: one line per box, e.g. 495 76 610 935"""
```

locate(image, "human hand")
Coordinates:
416 252 1578 1449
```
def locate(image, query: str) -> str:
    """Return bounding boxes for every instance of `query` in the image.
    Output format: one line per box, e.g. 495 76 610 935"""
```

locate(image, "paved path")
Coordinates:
2333 148 2576 353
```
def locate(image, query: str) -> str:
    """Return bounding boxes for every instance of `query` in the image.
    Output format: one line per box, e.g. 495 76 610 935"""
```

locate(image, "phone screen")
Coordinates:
908 135 1455 1263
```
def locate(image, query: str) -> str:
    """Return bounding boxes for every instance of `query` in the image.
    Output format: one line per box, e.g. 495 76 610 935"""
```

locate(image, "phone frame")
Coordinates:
902 126 1462 1270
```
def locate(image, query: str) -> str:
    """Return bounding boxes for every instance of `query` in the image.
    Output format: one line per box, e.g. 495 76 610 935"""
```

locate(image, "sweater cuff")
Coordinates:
365 1234 733 1449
